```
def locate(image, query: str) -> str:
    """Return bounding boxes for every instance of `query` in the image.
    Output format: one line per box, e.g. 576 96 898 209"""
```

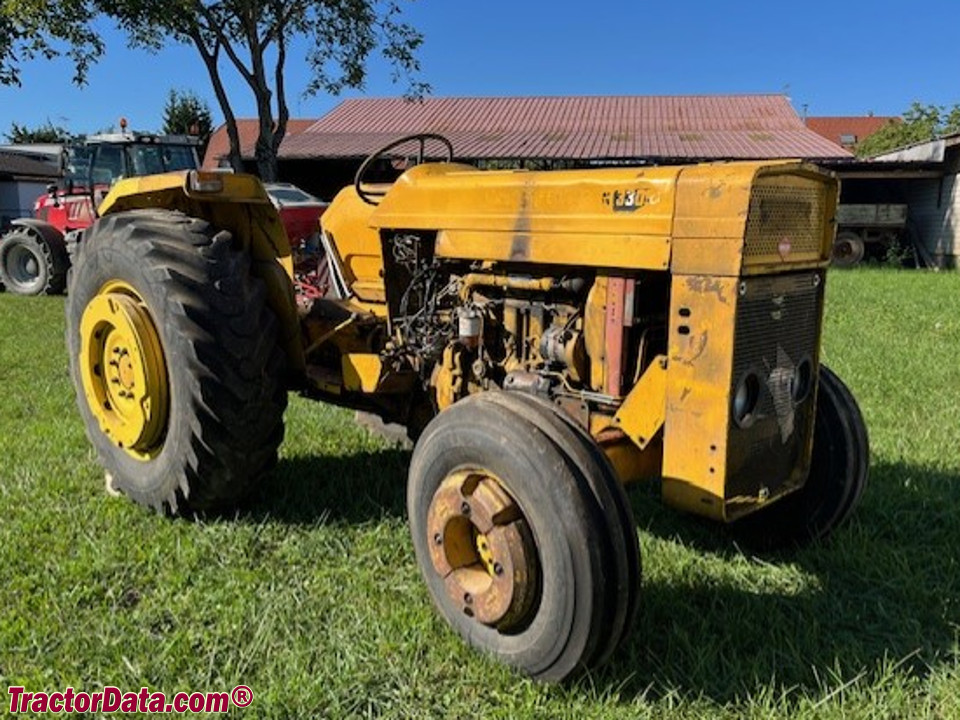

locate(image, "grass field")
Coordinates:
1 268 958 718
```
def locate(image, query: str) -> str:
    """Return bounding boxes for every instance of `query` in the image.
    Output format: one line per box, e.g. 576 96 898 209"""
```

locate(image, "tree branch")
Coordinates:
272 13 289 157
192 0 256 87
189 29 242 171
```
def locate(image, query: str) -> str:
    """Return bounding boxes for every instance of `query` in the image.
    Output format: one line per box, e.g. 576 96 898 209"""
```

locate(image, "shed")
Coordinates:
0 150 60 229
866 134 960 268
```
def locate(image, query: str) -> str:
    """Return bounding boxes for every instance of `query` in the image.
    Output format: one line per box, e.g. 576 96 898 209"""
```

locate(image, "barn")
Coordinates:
204 94 849 201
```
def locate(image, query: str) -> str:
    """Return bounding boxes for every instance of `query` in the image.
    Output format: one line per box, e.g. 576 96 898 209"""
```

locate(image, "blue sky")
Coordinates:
0 0 956 135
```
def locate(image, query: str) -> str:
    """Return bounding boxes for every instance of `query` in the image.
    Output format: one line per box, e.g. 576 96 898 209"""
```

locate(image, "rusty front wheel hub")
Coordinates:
426 470 539 631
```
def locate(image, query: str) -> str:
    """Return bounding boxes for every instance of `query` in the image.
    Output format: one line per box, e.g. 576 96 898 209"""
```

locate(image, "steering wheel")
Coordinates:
354 133 454 205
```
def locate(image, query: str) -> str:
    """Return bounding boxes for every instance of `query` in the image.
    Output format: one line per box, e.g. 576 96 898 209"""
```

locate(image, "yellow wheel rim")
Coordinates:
79 281 169 460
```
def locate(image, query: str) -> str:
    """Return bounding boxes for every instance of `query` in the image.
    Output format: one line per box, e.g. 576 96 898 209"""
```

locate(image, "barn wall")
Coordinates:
903 175 959 268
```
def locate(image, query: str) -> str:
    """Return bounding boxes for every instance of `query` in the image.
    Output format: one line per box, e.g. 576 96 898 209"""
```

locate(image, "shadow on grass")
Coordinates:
232 445 958 703
603 459 960 703
240 447 411 525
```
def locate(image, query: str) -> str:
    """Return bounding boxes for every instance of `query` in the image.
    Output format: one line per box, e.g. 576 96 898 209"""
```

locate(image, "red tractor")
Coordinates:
0 132 201 295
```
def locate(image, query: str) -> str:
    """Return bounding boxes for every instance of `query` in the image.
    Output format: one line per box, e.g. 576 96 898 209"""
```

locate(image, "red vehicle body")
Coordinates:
0 139 329 299
0 133 201 295
32 190 98 235
263 182 330 301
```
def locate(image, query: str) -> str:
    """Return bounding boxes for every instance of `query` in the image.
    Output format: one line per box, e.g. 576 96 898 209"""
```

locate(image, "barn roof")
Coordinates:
805 116 898 148
280 94 850 162
202 119 316 168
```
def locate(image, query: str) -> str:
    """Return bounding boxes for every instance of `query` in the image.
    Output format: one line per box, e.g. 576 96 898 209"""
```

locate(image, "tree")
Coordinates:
1 2 428 180
162 89 214 156
856 102 960 158
5 120 73 144
0 1 103 86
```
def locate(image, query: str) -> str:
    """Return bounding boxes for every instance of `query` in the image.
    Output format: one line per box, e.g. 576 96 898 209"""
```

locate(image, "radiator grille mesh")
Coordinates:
726 272 824 500
743 185 825 259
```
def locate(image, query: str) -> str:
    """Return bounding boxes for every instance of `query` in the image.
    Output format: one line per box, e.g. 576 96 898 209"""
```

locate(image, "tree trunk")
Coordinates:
255 142 278 181
191 33 243 171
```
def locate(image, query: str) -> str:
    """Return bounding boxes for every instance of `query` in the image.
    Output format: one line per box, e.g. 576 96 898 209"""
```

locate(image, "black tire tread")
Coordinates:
67 209 287 513
483 390 641 669
408 394 609 681
732 364 869 549
0 225 69 295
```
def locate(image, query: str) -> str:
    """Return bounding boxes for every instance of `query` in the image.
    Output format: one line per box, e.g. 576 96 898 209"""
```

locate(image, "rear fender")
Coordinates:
97 171 304 371
8 218 66 248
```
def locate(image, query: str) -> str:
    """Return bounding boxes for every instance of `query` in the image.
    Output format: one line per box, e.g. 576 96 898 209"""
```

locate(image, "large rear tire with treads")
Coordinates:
66 209 287 513
0 226 69 295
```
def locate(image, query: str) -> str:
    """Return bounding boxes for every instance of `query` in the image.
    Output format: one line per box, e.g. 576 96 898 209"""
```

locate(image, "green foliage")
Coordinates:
0 0 103 86
1 270 959 718
5 120 73 143
2 1 429 180
161 88 213 154
856 102 960 157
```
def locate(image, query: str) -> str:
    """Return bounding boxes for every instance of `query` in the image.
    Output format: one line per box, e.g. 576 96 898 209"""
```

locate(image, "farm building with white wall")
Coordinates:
867 136 960 268
0 150 60 230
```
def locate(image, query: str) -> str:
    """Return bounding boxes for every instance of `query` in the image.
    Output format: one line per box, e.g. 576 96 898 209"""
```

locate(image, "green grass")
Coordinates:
1 268 959 718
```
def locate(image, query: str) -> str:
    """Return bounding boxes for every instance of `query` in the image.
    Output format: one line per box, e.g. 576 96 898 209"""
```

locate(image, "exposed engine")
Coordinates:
379 231 669 419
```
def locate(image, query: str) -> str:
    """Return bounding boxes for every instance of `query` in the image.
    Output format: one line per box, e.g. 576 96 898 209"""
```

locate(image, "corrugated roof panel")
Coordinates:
203 118 315 168
0 150 60 179
276 95 850 161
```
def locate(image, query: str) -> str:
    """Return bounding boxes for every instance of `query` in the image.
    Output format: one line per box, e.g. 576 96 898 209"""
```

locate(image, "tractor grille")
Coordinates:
743 184 826 259
726 272 824 501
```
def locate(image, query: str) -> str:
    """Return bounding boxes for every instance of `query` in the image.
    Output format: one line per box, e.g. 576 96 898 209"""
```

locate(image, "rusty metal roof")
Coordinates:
280 95 850 161
202 119 316 168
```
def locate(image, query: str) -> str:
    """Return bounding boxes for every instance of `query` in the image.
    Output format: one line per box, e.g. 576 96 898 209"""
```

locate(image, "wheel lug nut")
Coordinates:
463 593 473 605
493 562 503 576
460 501 470 516
433 532 443 545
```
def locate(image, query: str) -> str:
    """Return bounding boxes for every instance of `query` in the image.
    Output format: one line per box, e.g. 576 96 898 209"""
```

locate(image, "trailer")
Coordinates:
832 203 913 266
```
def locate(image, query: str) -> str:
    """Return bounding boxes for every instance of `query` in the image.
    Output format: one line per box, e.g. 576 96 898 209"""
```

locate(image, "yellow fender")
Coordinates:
96 170 304 371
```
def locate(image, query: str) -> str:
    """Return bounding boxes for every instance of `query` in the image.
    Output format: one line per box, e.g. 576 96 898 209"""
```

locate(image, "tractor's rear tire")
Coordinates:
66 209 287 513
0 226 69 295
408 393 619 681
733 365 869 549
483 390 640 668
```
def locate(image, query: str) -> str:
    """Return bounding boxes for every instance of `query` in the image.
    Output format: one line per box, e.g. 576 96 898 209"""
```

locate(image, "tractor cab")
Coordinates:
1 130 201 296
37 132 201 229
85 133 200 186
83 132 200 206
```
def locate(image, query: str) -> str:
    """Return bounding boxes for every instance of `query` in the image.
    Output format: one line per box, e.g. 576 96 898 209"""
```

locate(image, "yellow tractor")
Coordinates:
66 134 868 681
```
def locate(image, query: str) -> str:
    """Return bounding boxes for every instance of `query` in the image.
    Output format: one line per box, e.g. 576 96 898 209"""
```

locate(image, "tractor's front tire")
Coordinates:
408 392 638 681
733 365 869 549
482 390 640 668
66 209 287 513
0 226 69 295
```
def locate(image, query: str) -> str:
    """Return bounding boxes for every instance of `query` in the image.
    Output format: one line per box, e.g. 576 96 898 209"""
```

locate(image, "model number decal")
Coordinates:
602 189 655 212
